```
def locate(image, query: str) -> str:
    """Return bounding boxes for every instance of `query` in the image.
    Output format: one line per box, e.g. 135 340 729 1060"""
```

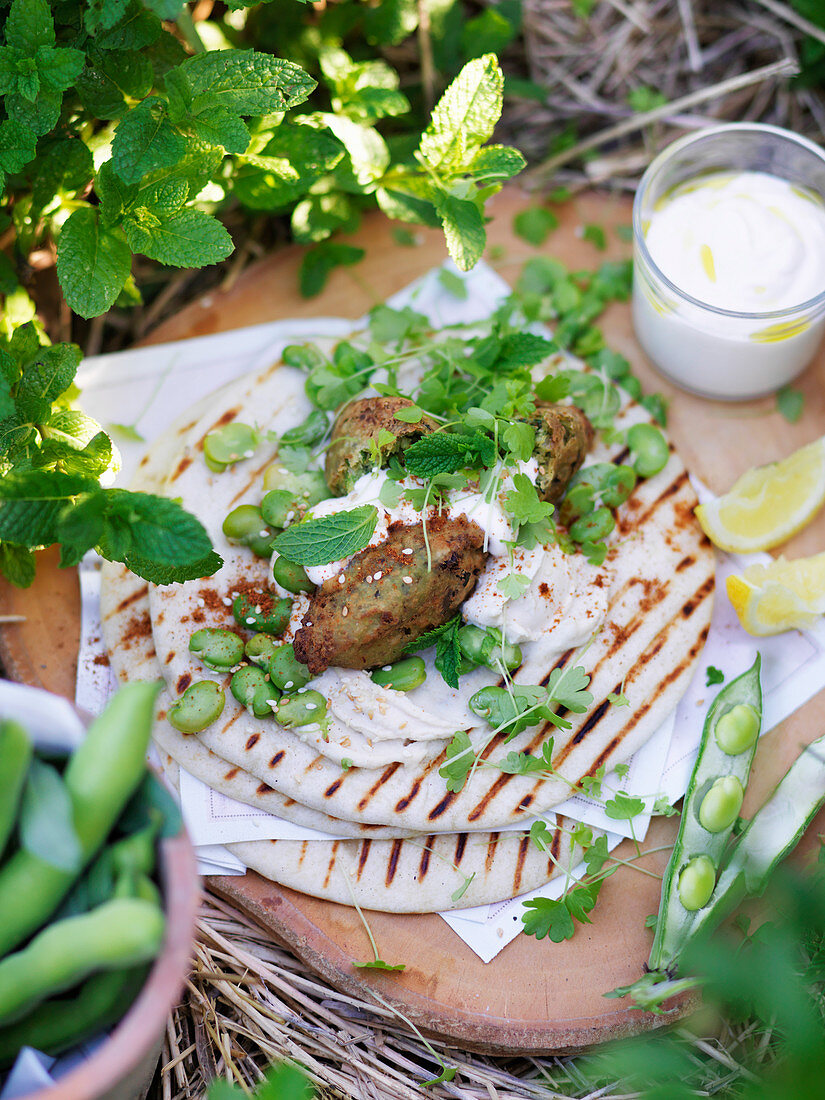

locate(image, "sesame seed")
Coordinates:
342 606 349 617
373 571 382 579
305 703 317 710
266 698 279 707
305 620 313 626
284 681 294 689
297 687 307 694
286 511 295 522
197 597 205 607
244 449 255 458
402 548 413 555
222 597 232 607
403 576 413 584
382 665 392 671
245 616 257 624
254 605 261 614
258 530 269 538
366 574 373 583
232 591 239 598
338 574 346 584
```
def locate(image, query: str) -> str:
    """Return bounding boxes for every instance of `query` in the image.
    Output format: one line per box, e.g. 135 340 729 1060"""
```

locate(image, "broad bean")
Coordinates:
0 719 32 857
167 680 225 735
245 635 279 664
458 624 522 672
272 556 315 594
189 627 244 671
262 464 330 509
203 423 259 472
698 775 744 833
569 506 614 544
231 666 279 717
677 855 716 911
627 423 669 478
370 657 426 692
714 704 760 755
276 690 328 728
233 593 292 635
268 643 312 691
601 464 637 508
222 504 278 558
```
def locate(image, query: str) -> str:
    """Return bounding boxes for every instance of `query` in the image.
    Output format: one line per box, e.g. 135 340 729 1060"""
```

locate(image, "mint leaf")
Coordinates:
439 730 474 792
404 430 494 477
6 0 54 51
56 208 131 319
420 54 503 171
271 505 378 567
180 50 316 116
125 208 232 267
514 206 558 246
14 344 81 422
183 107 250 153
438 195 486 271
0 542 35 587
0 120 38 190
0 471 97 547
404 614 461 654
434 615 462 689
111 97 187 184
469 144 525 179
299 243 364 298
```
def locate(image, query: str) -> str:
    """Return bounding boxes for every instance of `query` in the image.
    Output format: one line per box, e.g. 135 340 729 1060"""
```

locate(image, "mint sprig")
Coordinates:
271 506 378 567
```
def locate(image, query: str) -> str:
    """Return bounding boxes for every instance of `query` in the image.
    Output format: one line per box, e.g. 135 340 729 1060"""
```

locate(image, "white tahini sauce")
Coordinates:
644 171 825 312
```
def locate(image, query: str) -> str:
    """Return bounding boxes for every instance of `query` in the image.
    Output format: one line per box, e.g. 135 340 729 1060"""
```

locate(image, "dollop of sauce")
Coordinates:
645 170 825 312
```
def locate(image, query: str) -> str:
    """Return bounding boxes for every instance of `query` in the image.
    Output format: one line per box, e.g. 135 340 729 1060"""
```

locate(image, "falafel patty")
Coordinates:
529 403 594 503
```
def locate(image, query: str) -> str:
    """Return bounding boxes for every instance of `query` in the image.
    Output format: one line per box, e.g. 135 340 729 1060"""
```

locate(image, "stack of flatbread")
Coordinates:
100 339 714 914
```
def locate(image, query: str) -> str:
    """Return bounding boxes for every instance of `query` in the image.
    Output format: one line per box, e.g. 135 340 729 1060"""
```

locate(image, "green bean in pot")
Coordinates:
0 719 32 857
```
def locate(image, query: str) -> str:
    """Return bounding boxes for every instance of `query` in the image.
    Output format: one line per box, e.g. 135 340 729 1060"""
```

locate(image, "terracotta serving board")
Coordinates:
2 188 824 1054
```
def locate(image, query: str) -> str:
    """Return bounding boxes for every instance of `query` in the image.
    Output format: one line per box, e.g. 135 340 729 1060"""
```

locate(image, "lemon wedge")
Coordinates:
695 436 825 552
727 553 825 635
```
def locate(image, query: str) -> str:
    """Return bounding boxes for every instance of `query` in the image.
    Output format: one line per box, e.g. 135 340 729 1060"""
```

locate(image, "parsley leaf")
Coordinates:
354 959 406 972
521 879 603 941
705 665 725 686
271 505 378 567
438 730 474 792
604 791 646 821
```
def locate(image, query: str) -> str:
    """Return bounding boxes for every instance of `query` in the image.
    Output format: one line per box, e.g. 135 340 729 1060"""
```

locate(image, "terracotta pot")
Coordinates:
20 832 200 1100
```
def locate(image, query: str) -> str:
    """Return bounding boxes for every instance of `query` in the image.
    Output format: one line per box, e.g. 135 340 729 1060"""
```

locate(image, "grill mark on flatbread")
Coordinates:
485 832 500 871
513 833 530 892
624 469 690 532
518 793 534 810
114 585 149 614
539 649 573 687
556 596 713 771
256 782 275 795
611 446 631 465
428 790 458 821
386 839 403 885
355 762 402 811
269 751 285 768
357 839 371 877
202 406 243 441
171 454 194 481
681 576 714 618
676 554 696 573
551 822 562 862
418 836 435 878
468 773 523 822
323 841 340 888
246 734 260 750
298 841 308 867
455 834 467 863
224 767 239 780
165 651 175 664
227 454 282 509
176 673 191 694
325 777 345 797
394 746 451 812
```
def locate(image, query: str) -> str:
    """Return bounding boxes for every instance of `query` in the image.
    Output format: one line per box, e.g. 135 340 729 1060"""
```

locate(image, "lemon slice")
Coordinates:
727 553 825 635
695 436 825 552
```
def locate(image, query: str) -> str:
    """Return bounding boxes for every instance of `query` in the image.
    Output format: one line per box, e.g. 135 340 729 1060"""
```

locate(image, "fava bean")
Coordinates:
0 719 32 857
370 657 426 692
272 556 315 594
0 897 164 1026
677 855 716 911
602 464 637 508
698 775 744 833
203 423 259 472
262 464 330 508
268 643 312 691
167 680 225 735
276 690 328 728
261 489 296 529
231 665 278 717
0 682 161 957
569 505 614 544
627 423 669 478
560 483 595 523
457 624 522 672
222 504 279 558
245 634 279 665
233 593 292 635
189 627 244 671
714 703 760 755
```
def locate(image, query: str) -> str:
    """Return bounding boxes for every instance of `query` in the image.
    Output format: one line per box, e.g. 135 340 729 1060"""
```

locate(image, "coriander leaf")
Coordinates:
583 834 610 876
125 208 232 268
378 478 403 509
496 750 547 775
604 791 645 821
437 195 486 272
521 896 573 941
565 878 603 924
545 664 592 713
469 683 552 739
451 871 475 902
393 406 425 424
614 763 630 778
439 730 474 792
56 208 131 319
514 206 558 246
705 666 725 686
502 420 535 462
497 572 530 600
776 385 804 423
582 223 607 250
504 473 554 527
607 691 629 707
279 410 329 448
271 505 378 567
419 54 503 171
653 796 679 817
529 819 552 851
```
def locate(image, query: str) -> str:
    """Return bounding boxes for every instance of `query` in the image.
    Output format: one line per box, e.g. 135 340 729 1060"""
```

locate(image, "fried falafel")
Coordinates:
325 396 438 496
292 514 486 674
528 403 594 503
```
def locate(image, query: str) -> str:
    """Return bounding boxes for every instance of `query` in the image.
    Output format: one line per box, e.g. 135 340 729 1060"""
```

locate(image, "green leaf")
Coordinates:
291 192 359 244
19 758 83 872
461 9 516 59
6 87 62 138
125 208 233 268
375 186 441 229
0 252 18 296
354 958 406 971
419 54 503 171
30 139 94 214
0 542 35 587
111 97 187 184
14 344 82 423
0 120 38 185
545 664 593 713
582 223 607 250
521 880 603 941
271 505 378 567
502 421 535 462
180 50 316 116
404 430 494 477
56 208 132 319
437 268 468 299
529 819 553 851
604 791 645 821
37 46 85 93
438 730 474 793
628 85 668 112
469 144 525 180
504 473 554 527
0 471 98 547
514 206 558 247
235 125 344 211
95 4 162 50
583 834 610 876
705 665 725 686
362 0 418 46
6 0 54 51
438 195 486 271
497 572 531 600
777 385 804 423
433 615 462 689
299 243 365 298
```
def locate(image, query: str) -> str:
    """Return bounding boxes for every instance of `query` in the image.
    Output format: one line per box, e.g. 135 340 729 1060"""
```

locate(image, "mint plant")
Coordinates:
0 0 524 587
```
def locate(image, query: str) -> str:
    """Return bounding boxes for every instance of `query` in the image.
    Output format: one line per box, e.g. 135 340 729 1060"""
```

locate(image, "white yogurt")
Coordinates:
633 167 825 399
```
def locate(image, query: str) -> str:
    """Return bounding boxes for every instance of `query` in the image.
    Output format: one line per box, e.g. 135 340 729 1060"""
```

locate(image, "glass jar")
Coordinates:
632 123 825 400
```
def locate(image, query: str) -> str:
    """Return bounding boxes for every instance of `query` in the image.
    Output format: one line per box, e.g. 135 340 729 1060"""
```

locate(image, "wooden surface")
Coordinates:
2 186 825 1054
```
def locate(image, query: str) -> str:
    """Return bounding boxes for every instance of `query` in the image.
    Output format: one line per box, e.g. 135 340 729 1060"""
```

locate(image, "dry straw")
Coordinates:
505 0 825 190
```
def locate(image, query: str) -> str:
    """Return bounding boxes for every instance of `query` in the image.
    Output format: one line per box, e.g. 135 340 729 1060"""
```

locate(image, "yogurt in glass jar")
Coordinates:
633 124 825 400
